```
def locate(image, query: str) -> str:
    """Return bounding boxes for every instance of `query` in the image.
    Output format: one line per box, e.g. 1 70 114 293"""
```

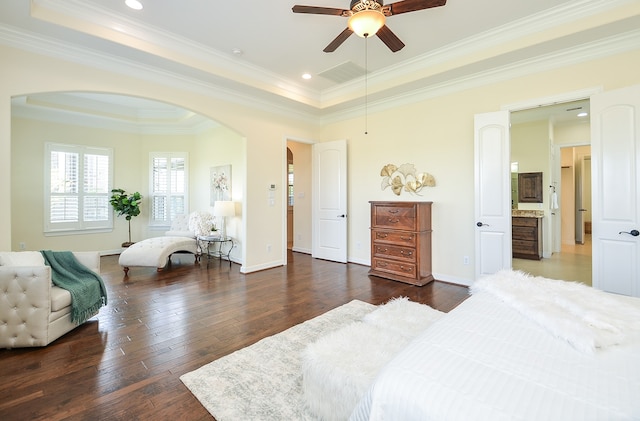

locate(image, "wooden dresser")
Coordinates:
369 201 433 286
512 216 542 260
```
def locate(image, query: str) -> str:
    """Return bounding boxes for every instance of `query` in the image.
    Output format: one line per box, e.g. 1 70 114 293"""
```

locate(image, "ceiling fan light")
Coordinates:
125 0 143 10
348 10 386 38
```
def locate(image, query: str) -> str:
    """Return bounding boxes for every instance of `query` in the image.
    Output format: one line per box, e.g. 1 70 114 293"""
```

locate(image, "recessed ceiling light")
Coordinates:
302 73 312 80
577 112 588 117
125 0 143 10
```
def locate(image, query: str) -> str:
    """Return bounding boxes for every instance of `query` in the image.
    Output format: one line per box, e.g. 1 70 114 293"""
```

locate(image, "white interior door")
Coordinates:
575 156 586 244
591 84 640 297
474 111 512 279
312 139 348 263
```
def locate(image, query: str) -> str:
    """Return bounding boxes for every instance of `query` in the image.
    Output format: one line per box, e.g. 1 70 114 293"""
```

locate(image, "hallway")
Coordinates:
512 235 592 286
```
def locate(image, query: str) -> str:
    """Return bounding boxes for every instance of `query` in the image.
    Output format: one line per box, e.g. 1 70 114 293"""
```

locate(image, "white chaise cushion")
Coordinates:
119 236 197 269
0 251 45 267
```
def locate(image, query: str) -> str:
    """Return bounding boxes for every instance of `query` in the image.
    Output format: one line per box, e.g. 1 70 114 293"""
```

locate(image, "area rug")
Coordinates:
180 300 376 420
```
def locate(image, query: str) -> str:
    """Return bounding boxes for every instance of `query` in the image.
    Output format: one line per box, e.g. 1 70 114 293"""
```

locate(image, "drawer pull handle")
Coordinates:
400 266 412 272
400 236 413 241
387 218 400 224
400 250 413 256
387 209 399 214
377 233 388 239
378 262 388 267
377 248 388 253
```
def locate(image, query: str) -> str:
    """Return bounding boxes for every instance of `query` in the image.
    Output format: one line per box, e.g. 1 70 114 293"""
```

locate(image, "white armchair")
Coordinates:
0 251 101 348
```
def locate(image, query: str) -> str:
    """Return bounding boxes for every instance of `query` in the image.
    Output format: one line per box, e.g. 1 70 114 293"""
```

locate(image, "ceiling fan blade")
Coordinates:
376 25 405 52
385 0 446 16
292 5 350 16
323 28 354 52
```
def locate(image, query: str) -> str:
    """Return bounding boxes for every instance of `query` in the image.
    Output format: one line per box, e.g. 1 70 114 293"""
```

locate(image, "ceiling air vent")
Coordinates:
318 61 367 84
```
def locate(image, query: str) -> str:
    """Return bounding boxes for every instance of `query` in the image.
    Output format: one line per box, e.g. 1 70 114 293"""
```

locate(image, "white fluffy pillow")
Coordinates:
0 251 45 267
188 211 214 236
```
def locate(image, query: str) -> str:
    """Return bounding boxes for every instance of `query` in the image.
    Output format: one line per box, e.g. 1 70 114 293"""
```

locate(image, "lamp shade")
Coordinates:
348 10 386 37
213 200 235 217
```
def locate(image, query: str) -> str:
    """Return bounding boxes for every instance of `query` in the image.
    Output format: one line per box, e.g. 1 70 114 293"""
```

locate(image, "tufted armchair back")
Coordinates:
0 251 101 348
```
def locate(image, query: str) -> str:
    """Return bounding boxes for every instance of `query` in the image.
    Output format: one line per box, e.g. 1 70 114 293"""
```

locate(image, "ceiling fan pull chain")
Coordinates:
364 34 369 135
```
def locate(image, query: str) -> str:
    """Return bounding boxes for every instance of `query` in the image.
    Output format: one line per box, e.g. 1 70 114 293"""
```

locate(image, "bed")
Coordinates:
350 270 640 420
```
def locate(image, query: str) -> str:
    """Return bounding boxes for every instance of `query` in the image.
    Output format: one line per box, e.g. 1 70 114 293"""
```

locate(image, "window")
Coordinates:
149 152 188 226
288 162 294 206
45 143 113 234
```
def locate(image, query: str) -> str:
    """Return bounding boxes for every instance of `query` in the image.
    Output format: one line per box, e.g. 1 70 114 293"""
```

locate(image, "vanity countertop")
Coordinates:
512 210 544 218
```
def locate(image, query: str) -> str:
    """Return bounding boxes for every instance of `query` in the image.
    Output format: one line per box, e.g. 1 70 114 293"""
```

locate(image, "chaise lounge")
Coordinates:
118 236 199 275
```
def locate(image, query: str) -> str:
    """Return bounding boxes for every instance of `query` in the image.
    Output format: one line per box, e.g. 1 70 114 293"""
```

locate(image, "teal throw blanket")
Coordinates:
41 250 108 325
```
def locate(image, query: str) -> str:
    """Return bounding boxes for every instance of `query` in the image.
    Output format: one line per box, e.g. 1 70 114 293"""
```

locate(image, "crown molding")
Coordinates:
320 0 638 106
30 0 323 107
3 23 639 128
29 0 637 111
0 24 322 125
320 28 640 125
1 0 639 129
12 96 220 135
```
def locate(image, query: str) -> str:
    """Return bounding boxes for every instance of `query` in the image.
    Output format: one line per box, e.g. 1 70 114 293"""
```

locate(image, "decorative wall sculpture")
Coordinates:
380 163 435 196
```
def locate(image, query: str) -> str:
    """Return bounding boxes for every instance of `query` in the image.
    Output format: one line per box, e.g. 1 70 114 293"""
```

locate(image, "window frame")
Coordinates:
148 152 189 228
44 142 113 235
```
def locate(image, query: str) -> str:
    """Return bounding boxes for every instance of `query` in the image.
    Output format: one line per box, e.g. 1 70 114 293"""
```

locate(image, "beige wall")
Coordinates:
1 43 639 283
10 116 245 258
0 44 313 273
319 49 640 284
192 126 245 262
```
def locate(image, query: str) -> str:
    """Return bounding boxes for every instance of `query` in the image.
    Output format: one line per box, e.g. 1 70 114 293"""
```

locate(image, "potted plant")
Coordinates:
110 188 143 247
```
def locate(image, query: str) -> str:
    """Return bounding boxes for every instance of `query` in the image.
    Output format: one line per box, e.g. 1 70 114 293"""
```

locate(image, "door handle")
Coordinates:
578 208 587 212
337 214 346 218
619 229 640 237
476 222 489 227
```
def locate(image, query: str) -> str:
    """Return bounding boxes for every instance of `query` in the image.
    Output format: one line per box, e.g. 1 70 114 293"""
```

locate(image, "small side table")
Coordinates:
197 235 234 267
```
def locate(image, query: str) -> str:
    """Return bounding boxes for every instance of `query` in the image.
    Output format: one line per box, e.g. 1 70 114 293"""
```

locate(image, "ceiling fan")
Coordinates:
292 0 447 53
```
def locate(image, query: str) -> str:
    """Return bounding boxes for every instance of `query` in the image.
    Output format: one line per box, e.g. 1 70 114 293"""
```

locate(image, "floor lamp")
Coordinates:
213 201 235 239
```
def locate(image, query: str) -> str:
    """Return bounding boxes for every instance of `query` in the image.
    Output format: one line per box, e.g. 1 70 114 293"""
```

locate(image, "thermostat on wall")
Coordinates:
268 184 276 190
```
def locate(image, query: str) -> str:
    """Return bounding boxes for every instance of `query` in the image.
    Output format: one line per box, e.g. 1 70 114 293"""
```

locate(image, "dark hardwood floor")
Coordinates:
0 251 469 420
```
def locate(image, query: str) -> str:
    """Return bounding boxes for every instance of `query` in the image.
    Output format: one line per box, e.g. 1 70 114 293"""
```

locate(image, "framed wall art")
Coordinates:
210 165 231 206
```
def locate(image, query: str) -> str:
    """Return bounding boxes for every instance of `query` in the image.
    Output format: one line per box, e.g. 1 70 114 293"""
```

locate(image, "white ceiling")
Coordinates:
2 0 639 125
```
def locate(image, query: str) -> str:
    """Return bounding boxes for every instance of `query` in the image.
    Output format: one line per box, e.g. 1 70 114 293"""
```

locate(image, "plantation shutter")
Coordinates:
45 143 113 233
83 152 110 225
49 150 79 223
150 153 188 226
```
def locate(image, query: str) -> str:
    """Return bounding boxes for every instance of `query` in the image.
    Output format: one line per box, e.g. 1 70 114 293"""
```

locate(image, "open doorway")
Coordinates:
287 147 294 250
285 139 313 262
510 99 592 285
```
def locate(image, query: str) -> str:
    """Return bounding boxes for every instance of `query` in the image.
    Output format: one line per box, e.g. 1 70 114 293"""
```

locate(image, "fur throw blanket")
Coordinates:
471 270 640 353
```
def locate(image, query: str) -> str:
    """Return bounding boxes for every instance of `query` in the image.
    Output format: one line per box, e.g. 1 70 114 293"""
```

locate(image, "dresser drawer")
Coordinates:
371 258 417 279
373 244 416 263
513 239 537 253
372 229 416 246
369 201 433 286
372 204 416 230
512 217 538 227
512 226 537 240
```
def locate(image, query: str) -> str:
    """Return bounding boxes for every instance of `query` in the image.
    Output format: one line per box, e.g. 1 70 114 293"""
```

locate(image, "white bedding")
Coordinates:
350 292 640 421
